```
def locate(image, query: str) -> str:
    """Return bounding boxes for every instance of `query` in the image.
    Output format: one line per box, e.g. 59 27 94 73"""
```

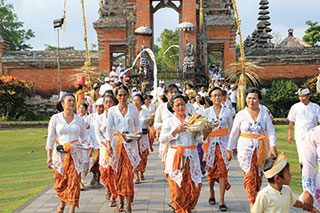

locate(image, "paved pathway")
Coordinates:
17 144 302 212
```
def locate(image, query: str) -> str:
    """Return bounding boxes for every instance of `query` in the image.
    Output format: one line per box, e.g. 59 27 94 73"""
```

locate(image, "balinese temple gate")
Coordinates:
94 0 236 85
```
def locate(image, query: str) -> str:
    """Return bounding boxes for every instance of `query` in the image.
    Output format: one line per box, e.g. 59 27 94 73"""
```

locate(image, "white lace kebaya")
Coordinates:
202 104 233 169
105 103 142 172
46 112 87 174
227 106 276 173
159 114 203 187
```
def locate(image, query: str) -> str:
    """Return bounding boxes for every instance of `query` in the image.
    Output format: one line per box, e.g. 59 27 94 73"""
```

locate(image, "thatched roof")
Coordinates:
278 29 311 48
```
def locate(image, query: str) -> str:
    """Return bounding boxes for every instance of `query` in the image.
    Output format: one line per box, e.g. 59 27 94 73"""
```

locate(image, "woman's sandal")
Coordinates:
117 202 125 212
109 199 117 207
134 179 141 184
56 205 65 213
219 204 228 212
208 197 216 205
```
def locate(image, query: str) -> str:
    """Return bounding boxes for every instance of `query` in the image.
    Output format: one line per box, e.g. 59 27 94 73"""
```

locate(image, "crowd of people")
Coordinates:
45 70 320 212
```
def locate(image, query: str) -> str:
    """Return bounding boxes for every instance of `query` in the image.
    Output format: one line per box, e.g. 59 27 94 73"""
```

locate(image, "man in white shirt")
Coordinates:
116 63 123 76
288 88 320 166
227 84 237 112
99 77 113 97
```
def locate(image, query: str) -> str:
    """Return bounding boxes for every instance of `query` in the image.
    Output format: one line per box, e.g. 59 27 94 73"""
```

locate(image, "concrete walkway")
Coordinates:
17 144 302 212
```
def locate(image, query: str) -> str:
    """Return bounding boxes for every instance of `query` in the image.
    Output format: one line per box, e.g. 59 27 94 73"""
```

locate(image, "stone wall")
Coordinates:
241 47 320 81
1 50 99 95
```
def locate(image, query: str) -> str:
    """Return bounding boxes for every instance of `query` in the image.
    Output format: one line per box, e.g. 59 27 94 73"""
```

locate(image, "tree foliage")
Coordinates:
303 20 320 47
0 0 35 50
262 80 299 118
0 75 34 120
154 29 179 71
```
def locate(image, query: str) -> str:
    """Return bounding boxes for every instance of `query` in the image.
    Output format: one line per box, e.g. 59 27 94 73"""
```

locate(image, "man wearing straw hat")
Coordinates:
287 88 320 167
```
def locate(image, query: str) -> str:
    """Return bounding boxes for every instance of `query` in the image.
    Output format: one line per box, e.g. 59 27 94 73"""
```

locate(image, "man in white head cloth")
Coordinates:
86 97 105 186
116 63 123 76
153 80 165 103
287 88 320 167
99 77 113 97
109 66 118 82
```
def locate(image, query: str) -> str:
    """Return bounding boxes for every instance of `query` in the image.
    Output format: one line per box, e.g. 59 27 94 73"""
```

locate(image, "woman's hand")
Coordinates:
269 146 278 157
47 157 52 169
302 190 314 211
172 123 188 137
226 150 233 161
202 123 212 140
232 149 237 158
106 143 113 157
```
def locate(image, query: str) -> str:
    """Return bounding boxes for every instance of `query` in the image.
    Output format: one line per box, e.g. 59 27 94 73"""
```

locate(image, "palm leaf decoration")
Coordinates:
226 0 262 110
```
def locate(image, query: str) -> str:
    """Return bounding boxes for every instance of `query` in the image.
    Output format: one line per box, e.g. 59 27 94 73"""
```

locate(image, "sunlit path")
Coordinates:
16 143 301 212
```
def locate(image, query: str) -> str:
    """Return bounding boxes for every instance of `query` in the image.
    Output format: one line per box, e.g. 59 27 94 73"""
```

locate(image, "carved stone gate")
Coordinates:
94 0 236 84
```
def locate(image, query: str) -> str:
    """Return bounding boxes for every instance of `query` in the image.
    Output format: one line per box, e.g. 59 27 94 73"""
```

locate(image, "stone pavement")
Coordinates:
17 144 302 213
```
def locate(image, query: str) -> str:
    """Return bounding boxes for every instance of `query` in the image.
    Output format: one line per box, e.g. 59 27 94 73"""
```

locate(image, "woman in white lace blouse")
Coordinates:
46 93 87 213
105 85 141 213
227 88 277 209
159 94 211 212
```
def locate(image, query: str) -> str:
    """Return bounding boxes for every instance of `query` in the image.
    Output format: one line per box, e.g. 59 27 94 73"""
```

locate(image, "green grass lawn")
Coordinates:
0 125 302 212
275 125 302 193
0 128 52 212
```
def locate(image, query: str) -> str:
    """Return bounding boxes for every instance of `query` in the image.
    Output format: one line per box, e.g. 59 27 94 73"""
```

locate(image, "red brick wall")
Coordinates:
207 27 236 68
181 0 197 63
96 28 127 73
5 68 83 94
256 64 319 80
135 0 152 51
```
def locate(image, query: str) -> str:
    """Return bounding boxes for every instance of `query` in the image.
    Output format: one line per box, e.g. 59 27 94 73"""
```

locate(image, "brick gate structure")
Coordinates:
94 0 236 82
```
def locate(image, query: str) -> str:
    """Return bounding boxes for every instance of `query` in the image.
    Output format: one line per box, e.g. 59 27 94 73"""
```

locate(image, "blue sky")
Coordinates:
6 0 320 50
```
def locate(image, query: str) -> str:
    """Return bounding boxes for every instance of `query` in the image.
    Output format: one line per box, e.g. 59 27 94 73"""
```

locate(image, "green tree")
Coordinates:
155 29 179 71
303 20 320 46
262 79 299 118
0 0 35 50
0 75 34 120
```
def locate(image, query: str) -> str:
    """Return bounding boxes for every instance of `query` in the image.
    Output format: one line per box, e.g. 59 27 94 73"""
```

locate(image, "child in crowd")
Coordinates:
251 153 317 213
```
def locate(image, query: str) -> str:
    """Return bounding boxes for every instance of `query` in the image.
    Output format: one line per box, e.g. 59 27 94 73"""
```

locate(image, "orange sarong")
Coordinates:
207 144 231 190
171 145 197 171
202 128 228 153
135 149 149 173
147 126 156 147
54 140 81 207
167 159 202 213
53 158 81 208
239 132 270 169
113 131 134 197
99 165 118 199
243 150 262 205
114 145 134 197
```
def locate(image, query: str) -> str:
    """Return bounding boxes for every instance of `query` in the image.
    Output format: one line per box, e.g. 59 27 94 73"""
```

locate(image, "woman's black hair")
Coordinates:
221 89 228 97
167 94 187 113
246 87 263 100
56 93 76 112
102 89 114 97
79 103 88 110
264 155 290 183
115 85 129 96
195 94 204 105
204 96 213 107
133 93 144 103
104 93 117 105
208 86 223 97
162 84 180 103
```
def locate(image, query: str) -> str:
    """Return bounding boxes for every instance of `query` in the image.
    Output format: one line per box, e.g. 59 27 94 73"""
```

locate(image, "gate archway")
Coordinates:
94 0 236 85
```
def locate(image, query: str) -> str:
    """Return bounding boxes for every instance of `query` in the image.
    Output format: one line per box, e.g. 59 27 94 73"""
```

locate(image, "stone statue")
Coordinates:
140 44 149 75
183 42 195 77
